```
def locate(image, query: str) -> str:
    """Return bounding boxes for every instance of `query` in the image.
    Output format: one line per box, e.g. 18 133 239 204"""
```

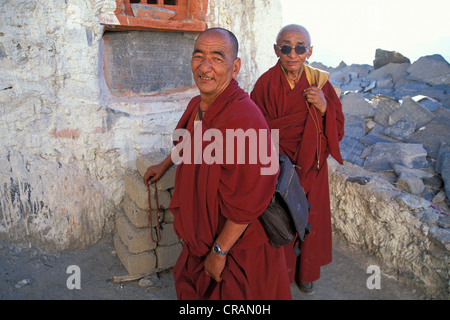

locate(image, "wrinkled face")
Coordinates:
274 28 312 75
191 31 240 103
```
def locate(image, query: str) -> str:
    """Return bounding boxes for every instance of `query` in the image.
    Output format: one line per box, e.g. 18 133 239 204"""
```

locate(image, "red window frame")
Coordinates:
103 0 208 32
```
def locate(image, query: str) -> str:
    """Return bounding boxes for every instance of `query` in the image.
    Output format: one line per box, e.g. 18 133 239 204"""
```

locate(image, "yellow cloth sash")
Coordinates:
304 64 329 89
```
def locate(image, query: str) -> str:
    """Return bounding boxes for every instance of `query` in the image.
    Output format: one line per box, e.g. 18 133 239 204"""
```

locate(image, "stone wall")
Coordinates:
329 159 448 299
114 153 181 275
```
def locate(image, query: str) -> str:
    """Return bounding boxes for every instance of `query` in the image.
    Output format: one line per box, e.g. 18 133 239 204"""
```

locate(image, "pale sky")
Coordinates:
281 0 450 67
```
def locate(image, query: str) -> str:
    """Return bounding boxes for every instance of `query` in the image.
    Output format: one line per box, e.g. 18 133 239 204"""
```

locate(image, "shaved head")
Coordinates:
274 24 313 79
197 27 239 59
276 24 311 45
191 27 241 106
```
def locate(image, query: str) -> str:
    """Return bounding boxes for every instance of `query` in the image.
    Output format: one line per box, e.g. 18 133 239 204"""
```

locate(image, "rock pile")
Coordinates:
312 50 450 208
312 49 450 298
114 153 182 276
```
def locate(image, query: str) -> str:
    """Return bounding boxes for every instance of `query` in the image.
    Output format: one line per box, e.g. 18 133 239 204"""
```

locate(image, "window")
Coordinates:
123 0 186 20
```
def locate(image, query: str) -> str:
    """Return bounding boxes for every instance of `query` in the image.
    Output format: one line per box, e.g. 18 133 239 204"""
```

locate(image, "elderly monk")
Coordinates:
250 24 345 295
143 28 291 300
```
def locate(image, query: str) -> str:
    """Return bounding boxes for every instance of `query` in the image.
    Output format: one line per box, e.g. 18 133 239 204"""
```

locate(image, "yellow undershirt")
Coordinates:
281 65 303 89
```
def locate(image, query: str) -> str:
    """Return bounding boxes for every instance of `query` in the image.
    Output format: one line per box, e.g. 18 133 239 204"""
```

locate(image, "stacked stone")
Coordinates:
114 153 182 275
314 51 450 203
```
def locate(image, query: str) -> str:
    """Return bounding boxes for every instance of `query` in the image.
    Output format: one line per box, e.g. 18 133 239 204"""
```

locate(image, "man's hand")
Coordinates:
143 155 173 186
143 163 166 186
203 220 249 282
204 250 226 282
303 86 327 116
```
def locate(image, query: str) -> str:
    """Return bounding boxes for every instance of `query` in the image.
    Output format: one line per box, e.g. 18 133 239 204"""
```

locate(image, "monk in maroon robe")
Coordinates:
251 24 345 295
144 28 291 300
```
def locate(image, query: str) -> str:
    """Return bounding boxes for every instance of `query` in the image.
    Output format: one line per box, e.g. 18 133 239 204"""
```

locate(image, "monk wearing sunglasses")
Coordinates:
251 24 345 295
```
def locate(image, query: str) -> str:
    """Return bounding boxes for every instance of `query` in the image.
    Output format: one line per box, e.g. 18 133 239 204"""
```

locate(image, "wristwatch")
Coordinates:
213 243 229 255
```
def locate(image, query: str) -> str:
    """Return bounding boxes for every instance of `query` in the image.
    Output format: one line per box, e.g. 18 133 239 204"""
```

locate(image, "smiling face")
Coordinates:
191 29 241 106
274 26 313 78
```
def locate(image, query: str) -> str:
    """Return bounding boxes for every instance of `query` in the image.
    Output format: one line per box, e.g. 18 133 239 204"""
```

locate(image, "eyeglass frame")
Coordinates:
276 44 311 55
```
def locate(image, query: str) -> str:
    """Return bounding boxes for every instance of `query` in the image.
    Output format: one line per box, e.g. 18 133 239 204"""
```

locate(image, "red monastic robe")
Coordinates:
250 61 345 283
169 79 292 299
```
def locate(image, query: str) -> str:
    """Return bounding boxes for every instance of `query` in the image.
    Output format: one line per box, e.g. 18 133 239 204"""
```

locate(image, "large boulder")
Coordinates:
407 54 450 86
363 142 428 172
340 122 365 166
373 98 401 127
388 96 436 129
340 92 374 117
407 115 450 159
368 62 410 90
373 49 410 70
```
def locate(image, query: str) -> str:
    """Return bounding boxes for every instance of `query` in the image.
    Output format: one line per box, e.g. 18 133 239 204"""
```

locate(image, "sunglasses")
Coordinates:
277 44 310 55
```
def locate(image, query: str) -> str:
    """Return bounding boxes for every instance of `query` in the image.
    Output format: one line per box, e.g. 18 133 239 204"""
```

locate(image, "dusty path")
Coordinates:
0 234 424 300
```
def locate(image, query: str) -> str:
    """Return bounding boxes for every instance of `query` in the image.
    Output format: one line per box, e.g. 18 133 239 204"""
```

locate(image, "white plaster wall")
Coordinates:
0 0 114 250
207 0 283 93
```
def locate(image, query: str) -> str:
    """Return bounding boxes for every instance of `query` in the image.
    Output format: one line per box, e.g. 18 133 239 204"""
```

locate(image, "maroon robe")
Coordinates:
169 79 292 299
250 61 345 283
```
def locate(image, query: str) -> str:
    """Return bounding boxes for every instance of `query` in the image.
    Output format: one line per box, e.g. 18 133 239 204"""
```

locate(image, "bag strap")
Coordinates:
305 99 322 170
293 237 301 257
198 103 203 121
147 182 162 243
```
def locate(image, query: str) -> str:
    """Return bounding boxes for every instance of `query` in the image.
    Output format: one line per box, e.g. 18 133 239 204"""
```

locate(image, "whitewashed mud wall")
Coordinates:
0 0 116 250
0 0 282 250
207 0 282 93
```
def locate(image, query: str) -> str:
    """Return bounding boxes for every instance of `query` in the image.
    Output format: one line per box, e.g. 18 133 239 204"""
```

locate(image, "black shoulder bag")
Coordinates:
259 154 311 256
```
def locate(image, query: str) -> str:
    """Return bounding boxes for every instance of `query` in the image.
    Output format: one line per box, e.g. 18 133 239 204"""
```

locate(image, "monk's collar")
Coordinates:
280 63 304 89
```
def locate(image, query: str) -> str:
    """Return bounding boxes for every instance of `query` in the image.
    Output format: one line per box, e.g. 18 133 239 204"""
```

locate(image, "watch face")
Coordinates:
213 244 226 255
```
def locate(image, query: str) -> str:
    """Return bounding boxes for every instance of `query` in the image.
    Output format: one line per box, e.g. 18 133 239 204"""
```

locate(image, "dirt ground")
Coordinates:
0 233 425 300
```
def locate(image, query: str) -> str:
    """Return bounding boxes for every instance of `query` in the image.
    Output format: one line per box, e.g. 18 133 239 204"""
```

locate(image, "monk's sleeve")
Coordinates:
250 83 263 112
217 110 277 224
218 163 276 224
